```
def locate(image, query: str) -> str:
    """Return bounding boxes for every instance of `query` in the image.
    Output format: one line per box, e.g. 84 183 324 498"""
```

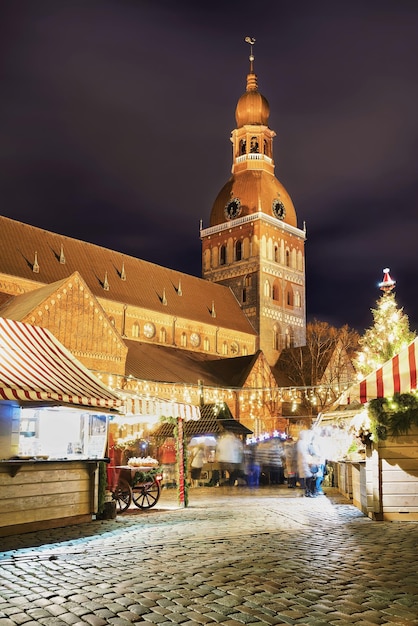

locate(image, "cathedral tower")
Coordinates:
200 40 306 365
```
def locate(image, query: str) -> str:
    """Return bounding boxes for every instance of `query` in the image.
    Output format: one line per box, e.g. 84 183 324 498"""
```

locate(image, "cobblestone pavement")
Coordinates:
1 486 417 626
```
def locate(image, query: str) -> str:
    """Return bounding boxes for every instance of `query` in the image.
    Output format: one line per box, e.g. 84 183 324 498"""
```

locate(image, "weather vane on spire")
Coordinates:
245 36 256 70
245 37 255 74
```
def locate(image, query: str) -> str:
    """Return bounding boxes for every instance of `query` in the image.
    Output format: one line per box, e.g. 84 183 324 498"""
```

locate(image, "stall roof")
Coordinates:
152 403 252 438
0 317 122 410
117 390 200 421
346 338 418 404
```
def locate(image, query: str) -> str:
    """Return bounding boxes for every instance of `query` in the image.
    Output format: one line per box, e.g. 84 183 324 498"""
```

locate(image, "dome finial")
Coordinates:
245 36 256 73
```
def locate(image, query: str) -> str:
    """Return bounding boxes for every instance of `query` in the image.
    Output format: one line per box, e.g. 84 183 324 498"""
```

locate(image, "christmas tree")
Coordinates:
354 269 416 378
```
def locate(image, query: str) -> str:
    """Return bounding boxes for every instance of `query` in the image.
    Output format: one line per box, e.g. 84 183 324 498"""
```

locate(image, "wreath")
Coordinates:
368 392 418 440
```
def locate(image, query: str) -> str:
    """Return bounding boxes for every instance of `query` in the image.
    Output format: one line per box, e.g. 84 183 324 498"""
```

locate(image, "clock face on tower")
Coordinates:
143 322 156 338
224 198 241 220
272 199 286 220
190 332 200 347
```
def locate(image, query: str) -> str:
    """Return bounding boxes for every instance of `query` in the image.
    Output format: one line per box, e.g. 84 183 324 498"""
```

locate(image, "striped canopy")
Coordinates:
348 338 418 404
0 317 122 410
119 392 201 421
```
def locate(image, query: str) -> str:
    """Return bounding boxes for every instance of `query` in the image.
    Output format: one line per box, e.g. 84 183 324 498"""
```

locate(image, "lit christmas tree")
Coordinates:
354 268 416 378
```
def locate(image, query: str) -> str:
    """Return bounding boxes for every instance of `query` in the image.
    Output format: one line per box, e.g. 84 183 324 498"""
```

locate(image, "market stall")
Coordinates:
337 338 418 521
0 317 122 536
109 391 201 507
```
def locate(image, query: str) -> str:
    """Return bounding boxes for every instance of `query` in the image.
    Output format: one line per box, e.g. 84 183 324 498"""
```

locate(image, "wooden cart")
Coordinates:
107 465 162 513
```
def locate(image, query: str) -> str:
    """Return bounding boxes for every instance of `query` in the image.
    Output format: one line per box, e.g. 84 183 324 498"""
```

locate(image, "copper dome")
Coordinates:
209 170 297 228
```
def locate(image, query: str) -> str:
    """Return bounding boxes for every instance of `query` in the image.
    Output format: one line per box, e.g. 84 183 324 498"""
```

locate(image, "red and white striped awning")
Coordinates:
120 393 200 421
0 317 122 410
347 338 418 404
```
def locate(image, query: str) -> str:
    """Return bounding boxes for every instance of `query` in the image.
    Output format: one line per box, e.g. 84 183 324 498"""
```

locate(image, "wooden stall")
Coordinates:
0 318 122 536
337 338 418 521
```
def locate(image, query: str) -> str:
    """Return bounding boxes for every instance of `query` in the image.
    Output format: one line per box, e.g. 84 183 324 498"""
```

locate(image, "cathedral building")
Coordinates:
0 48 306 436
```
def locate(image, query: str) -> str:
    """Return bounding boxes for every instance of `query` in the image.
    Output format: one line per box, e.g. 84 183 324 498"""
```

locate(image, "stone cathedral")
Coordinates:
0 46 306 436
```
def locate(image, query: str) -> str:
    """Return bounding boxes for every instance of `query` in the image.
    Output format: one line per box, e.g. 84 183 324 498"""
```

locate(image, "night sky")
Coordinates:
1 1 418 334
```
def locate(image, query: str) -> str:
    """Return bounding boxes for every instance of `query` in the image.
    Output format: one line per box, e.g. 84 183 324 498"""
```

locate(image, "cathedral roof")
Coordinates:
0 215 256 335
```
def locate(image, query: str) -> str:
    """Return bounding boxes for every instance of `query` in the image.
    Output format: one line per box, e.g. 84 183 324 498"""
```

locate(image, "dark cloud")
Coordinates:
1 0 418 333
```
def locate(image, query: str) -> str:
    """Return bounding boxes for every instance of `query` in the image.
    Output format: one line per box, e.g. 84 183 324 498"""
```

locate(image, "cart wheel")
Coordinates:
112 479 132 513
132 480 161 509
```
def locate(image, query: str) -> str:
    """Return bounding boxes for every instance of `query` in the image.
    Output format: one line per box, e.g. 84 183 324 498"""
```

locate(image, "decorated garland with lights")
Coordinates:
368 392 418 440
159 415 189 507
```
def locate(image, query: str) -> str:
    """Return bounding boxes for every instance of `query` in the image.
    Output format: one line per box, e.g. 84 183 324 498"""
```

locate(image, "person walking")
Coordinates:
296 429 317 497
190 444 206 487
284 436 297 488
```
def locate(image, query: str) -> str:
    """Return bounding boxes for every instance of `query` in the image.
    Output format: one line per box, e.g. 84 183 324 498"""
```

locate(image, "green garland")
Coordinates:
159 414 188 506
368 392 418 440
132 467 160 486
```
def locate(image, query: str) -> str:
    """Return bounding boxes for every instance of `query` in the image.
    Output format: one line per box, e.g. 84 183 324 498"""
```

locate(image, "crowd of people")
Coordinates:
188 428 332 497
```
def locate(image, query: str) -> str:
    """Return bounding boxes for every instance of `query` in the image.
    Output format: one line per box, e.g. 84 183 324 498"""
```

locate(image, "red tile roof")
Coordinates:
0 215 256 335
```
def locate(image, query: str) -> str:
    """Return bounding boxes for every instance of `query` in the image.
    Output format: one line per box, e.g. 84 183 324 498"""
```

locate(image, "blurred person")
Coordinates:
190 444 206 487
216 433 244 485
284 436 297 488
310 428 327 495
244 444 260 487
296 429 318 497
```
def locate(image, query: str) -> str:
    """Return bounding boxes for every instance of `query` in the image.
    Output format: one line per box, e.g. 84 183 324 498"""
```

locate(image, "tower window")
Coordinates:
286 250 290 267
204 337 210 351
132 322 140 338
272 280 280 302
273 324 281 351
220 245 226 265
235 240 242 261
222 342 228 355
264 280 271 298
180 332 187 347
250 136 259 153
239 139 246 155
159 328 167 343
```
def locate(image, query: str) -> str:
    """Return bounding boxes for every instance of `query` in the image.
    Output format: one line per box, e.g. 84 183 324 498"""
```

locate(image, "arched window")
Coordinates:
222 342 228 355
132 322 140 338
159 327 167 343
212 246 218 268
204 337 210 351
285 327 295 348
273 324 281 351
242 275 252 304
235 240 242 261
286 249 290 267
286 288 293 307
294 291 301 307
264 279 271 298
203 249 211 271
272 279 280 302
239 139 246 155
274 244 279 262
181 333 187 347
250 136 259 153
220 245 226 266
